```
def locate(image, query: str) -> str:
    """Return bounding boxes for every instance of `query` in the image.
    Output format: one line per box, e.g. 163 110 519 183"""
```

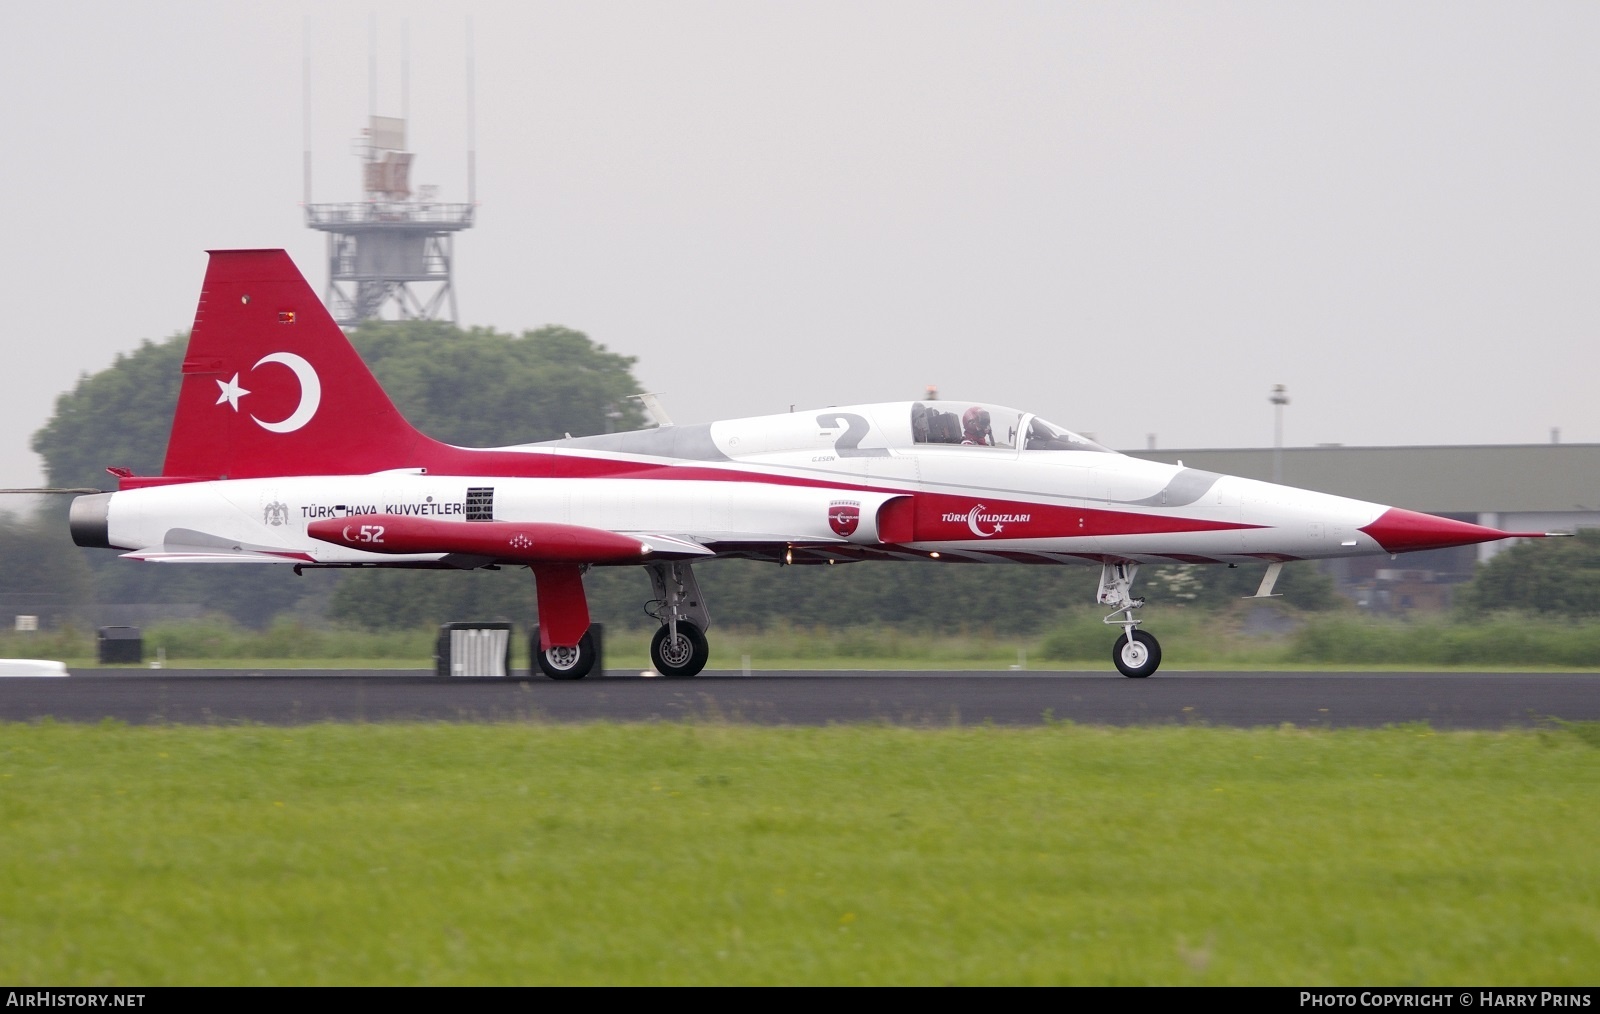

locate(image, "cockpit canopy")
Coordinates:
908 402 1111 452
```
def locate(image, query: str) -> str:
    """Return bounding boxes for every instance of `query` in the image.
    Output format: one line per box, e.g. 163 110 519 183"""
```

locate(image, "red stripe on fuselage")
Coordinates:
908 491 1258 541
415 447 1261 543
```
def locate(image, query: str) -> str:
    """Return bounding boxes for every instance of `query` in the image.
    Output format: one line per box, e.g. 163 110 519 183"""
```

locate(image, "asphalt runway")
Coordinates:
1 667 1596 728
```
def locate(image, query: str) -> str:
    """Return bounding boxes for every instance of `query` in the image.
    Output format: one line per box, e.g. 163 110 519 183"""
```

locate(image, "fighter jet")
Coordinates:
69 250 1560 678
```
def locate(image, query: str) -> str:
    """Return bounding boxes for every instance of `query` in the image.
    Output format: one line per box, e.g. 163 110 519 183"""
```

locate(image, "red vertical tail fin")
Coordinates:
161 249 440 479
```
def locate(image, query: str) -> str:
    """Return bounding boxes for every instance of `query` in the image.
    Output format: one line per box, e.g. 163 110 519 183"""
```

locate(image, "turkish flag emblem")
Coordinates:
828 500 861 537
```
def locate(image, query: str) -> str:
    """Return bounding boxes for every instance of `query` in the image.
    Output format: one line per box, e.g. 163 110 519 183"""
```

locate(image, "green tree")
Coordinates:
1456 529 1600 617
32 323 648 488
693 560 1100 634
0 506 94 626
32 337 187 490
328 557 1102 635
32 321 1346 635
33 322 646 626
350 322 645 445
327 568 537 630
1142 561 1342 611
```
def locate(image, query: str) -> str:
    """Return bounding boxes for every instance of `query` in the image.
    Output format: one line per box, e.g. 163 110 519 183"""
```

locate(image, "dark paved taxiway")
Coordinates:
1 668 1596 728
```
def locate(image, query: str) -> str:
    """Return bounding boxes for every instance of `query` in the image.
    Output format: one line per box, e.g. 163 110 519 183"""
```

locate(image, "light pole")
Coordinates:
1270 384 1289 483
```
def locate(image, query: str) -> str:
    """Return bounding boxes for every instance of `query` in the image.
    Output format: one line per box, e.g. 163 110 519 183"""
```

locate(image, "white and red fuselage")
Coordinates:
81 404 1507 571
69 249 1552 678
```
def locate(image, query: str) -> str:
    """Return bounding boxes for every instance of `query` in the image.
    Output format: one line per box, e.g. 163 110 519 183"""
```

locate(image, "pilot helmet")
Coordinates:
963 407 992 443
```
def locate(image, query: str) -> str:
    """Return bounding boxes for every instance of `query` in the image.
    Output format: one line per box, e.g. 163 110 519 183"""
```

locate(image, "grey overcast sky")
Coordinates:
2 1 1596 486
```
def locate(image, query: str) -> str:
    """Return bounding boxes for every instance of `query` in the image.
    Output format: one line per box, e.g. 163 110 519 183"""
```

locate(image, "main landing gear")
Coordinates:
537 629 598 680
645 562 711 678
1099 561 1161 678
531 562 711 681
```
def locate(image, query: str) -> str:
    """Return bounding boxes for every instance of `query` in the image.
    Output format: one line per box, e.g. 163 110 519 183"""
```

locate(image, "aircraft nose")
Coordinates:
1358 507 1520 554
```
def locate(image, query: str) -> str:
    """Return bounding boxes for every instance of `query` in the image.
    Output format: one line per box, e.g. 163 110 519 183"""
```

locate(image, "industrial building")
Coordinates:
1129 443 1600 612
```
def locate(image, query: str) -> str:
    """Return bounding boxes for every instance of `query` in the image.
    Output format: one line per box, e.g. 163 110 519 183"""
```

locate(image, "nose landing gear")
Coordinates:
646 562 712 678
1099 561 1161 678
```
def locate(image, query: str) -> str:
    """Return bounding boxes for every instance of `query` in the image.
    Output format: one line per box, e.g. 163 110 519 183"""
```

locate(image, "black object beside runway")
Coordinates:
1 668 1597 729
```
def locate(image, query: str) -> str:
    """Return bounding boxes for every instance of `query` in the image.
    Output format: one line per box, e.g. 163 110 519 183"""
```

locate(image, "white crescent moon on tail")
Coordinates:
249 352 321 434
341 525 353 541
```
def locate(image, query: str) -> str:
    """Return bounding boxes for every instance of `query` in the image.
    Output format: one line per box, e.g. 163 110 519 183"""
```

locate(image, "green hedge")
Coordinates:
7 610 1599 669
1287 613 1600 667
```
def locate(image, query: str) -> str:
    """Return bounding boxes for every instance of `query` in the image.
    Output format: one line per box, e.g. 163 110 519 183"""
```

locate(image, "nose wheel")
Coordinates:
1113 629 1161 678
650 621 709 678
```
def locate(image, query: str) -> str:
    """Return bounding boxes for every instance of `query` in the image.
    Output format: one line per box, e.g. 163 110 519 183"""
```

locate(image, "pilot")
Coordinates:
962 407 993 446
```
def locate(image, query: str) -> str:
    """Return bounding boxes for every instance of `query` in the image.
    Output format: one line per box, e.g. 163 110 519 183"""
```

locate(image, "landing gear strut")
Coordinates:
1099 561 1161 678
531 564 598 680
646 562 712 678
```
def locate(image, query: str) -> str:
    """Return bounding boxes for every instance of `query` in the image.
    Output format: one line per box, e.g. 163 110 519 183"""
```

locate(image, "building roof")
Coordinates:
1126 444 1600 514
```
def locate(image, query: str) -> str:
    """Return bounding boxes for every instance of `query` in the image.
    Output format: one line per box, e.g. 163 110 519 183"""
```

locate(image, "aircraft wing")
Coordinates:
633 533 718 557
121 546 315 564
116 527 317 564
123 525 779 567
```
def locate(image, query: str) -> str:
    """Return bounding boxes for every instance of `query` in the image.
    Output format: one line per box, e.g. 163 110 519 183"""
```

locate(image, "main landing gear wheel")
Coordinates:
538 630 597 680
1113 629 1161 679
650 622 709 678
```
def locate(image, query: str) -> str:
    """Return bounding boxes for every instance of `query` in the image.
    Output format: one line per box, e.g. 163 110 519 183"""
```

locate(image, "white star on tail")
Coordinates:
215 374 250 411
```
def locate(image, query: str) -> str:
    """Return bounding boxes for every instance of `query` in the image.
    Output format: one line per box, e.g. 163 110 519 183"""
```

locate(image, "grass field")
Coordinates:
1 721 1596 985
